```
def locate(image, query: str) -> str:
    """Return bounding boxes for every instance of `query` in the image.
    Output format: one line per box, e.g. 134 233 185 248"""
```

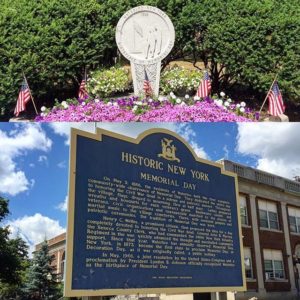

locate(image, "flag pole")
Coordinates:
23 72 39 115
259 73 279 114
206 69 211 98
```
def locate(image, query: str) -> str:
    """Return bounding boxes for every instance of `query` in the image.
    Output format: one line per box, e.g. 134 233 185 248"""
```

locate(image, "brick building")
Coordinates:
35 232 66 282
221 160 300 300
36 160 300 299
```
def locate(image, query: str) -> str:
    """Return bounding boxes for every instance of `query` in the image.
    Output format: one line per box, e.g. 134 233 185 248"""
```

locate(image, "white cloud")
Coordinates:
175 124 209 159
96 123 209 159
0 124 52 196
49 123 74 140
30 179 35 189
49 123 209 160
38 155 48 165
189 141 208 159
29 163 35 168
4 124 52 154
7 213 65 256
237 123 300 179
97 123 177 138
57 161 66 169
49 123 96 145
223 145 229 159
56 195 68 212
0 161 28 196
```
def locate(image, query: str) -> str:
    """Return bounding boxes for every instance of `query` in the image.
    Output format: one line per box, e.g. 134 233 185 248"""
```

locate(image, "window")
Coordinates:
288 207 300 233
258 200 279 230
263 249 285 280
244 247 253 279
240 195 248 225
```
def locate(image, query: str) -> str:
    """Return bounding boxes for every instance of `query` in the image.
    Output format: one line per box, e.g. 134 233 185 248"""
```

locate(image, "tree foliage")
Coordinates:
0 197 29 299
176 0 300 102
23 240 62 299
0 0 299 118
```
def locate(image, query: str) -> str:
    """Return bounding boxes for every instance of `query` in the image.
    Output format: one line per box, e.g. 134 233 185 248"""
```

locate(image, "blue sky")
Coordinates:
0 122 300 253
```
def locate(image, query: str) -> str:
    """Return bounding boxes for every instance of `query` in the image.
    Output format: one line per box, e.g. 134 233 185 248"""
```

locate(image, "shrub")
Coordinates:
87 67 131 98
0 0 298 119
0 0 127 118
160 66 202 95
176 0 300 103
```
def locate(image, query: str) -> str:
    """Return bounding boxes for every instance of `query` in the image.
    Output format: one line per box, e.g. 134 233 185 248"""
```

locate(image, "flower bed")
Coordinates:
160 66 202 95
138 101 253 122
87 67 131 98
36 95 256 122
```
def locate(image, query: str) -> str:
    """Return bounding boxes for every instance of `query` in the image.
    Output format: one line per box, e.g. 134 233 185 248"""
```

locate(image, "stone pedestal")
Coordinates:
131 61 161 96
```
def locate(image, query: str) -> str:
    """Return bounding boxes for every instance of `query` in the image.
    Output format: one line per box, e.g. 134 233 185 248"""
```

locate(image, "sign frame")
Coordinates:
64 127 246 297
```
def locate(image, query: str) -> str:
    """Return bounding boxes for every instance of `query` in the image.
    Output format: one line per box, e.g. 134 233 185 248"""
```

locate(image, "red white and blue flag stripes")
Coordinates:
268 81 285 116
79 74 89 99
14 79 31 116
196 71 211 98
143 70 153 97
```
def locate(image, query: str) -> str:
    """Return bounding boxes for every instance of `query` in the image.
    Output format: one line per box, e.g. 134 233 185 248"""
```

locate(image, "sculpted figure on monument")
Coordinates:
145 26 162 59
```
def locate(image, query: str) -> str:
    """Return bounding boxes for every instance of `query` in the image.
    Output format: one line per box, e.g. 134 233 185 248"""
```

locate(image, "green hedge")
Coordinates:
0 0 299 118
0 0 122 117
176 0 300 102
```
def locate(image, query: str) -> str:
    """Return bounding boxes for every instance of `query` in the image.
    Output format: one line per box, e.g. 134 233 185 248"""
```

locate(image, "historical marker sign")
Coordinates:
65 128 246 297
116 6 175 96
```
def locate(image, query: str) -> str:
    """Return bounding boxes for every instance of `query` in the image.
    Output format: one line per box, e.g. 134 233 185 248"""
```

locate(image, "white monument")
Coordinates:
116 6 175 96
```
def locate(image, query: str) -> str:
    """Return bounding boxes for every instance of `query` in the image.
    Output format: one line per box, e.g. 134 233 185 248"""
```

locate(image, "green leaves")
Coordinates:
175 0 300 102
0 197 29 290
0 197 9 222
0 0 298 117
23 240 62 299
0 0 116 117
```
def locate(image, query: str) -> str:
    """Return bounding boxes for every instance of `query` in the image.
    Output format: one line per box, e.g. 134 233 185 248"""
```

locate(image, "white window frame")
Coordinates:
240 195 248 226
244 247 254 279
288 207 300 234
258 200 279 230
263 249 285 280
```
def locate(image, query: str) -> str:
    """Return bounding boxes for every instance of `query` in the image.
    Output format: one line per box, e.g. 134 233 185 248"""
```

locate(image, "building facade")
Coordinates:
36 160 300 300
221 160 300 300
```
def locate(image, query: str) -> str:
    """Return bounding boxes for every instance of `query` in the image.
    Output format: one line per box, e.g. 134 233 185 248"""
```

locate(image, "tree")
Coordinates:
23 240 62 300
0 0 116 118
176 0 300 104
0 0 298 117
0 197 29 299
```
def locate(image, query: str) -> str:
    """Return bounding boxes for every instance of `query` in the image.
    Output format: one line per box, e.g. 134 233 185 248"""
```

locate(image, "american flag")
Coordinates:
143 70 153 97
196 71 212 98
78 77 89 99
14 79 31 116
268 81 285 116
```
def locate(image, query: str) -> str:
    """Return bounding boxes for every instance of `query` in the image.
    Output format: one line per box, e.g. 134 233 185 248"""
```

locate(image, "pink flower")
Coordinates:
35 98 255 122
